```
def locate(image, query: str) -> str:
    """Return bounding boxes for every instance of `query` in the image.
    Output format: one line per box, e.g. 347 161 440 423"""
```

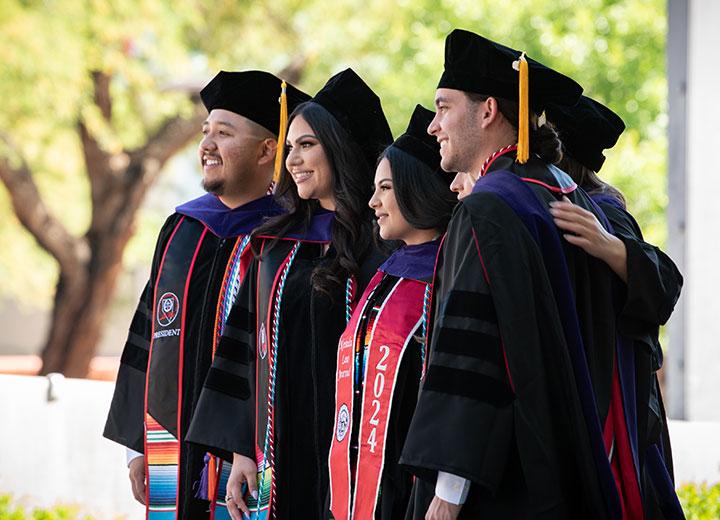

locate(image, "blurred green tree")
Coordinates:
0 0 667 376
0 0 304 376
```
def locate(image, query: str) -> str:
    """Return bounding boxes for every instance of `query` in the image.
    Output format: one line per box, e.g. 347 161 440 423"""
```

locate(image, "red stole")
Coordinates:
329 272 427 520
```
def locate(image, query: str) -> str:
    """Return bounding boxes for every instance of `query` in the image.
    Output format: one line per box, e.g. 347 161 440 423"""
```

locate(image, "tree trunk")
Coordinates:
40 270 90 375
36 90 206 377
40 226 134 377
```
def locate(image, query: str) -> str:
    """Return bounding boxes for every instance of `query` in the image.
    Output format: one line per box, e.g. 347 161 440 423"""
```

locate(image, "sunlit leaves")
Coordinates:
0 0 668 309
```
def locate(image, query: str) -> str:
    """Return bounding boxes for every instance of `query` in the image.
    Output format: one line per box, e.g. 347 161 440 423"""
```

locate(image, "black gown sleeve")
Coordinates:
185 257 259 462
399 205 514 492
103 214 180 452
600 202 683 332
103 280 152 452
598 202 682 479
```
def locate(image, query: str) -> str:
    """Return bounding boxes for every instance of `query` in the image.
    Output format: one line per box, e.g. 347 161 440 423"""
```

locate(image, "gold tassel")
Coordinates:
514 52 530 164
273 81 289 184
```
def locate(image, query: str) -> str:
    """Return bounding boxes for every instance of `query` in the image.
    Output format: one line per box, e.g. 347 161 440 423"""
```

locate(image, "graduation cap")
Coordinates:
392 105 453 184
438 29 583 163
311 68 393 168
547 95 626 173
200 70 311 182
200 70 310 135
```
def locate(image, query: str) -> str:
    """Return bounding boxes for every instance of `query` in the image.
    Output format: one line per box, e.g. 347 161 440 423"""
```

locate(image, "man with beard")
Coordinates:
104 70 309 519
400 30 645 519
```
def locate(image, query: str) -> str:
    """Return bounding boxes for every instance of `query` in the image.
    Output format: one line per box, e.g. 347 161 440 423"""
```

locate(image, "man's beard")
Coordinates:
442 140 479 176
202 177 225 195
441 149 468 175
443 117 484 174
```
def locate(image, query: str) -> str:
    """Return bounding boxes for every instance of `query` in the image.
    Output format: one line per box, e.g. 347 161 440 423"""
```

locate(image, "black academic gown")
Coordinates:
187 221 384 519
401 153 628 519
104 194 280 519
592 194 684 518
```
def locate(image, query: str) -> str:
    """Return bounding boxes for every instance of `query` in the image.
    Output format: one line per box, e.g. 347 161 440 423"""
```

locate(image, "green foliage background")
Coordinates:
0 494 92 519
678 482 720 519
0 0 667 310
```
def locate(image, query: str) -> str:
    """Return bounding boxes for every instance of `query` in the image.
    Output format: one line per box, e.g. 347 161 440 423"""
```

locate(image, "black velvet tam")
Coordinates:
547 95 626 173
200 70 311 135
438 29 583 112
392 105 440 171
311 68 393 167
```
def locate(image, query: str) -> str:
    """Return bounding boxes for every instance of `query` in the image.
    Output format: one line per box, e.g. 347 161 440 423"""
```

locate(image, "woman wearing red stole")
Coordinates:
187 68 391 520
327 105 456 520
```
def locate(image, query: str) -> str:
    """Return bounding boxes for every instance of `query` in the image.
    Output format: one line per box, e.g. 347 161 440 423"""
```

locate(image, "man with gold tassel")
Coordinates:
103 70 309 519
400 29 644 519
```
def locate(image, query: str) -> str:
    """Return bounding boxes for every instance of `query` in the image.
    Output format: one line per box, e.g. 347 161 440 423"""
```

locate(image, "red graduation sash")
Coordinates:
329 273 426 520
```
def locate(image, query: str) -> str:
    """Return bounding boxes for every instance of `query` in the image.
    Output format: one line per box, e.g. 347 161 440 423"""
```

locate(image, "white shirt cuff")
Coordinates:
435 471 471 505
126 447 143 467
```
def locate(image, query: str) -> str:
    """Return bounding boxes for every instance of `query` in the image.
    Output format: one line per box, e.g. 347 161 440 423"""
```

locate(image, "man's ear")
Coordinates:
258 138 277 165
479 97 501 129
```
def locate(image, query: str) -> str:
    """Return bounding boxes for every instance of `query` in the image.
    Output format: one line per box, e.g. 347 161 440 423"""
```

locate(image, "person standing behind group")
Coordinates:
186 68 392 520
547 95 685 518
327 105 456 520
103 71 310 519
400 29 638 519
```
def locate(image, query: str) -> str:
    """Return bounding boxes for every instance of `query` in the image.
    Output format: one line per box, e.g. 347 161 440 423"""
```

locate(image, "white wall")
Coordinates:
669 420 720 485
685 0 720 421
0 374 144 519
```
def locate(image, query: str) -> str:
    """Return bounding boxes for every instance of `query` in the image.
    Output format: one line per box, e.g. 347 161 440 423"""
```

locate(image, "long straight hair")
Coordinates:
250 101 376 297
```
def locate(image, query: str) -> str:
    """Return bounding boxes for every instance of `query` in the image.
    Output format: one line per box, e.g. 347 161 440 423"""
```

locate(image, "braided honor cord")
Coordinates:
220 235 252 330
257 241 301 518
345 277 354 324
420 283 431 380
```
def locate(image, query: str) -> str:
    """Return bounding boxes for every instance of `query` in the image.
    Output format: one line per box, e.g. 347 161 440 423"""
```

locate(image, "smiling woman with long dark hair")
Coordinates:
253 98 381 297
187 68 392 520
